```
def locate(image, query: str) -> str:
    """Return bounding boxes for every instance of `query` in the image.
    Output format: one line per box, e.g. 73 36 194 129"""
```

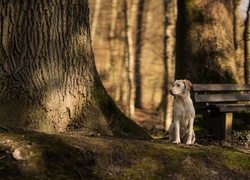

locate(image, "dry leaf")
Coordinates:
12 148 25 161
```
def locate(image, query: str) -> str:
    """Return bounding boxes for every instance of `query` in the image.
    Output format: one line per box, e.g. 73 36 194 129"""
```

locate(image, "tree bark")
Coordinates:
244 1 250 84
176 0 238 83
0 0 151 140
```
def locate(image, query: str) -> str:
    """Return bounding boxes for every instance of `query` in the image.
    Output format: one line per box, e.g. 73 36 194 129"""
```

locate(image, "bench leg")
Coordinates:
223 113 233 141
205 112 233 141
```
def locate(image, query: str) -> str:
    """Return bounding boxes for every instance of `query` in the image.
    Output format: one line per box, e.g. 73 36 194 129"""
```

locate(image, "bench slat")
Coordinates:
192 84 250 92
216 104 250 112
194 94 250 102
216 104 250 107
203 104 250 112
220 106 250 112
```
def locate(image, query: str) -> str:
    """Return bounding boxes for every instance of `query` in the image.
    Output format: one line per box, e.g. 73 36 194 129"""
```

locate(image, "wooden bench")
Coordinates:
192 84 250 141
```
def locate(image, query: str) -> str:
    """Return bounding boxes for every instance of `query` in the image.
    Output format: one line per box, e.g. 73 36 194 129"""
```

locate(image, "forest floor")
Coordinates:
0 109 249 179
133 108 250 153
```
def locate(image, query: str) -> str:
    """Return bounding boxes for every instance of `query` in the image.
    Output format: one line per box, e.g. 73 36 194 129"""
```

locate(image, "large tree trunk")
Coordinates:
176 0 238 83
0 0 151 140
244 1 250 84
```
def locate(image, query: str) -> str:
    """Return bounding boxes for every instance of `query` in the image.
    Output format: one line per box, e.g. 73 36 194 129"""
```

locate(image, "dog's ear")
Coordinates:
183 79 192 90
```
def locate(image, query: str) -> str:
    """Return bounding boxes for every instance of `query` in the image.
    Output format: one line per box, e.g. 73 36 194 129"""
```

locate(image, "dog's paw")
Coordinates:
172 141 180 144
186 141 193 145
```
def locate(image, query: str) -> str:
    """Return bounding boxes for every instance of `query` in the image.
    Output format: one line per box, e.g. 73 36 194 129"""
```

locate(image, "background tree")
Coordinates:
106 0 128 102
244 1 250 84
134 0 145 109
91 0 101 47
89 0 248 134
124 0 137 118
176 0 239 83
158 0 177 131
234 0 242 51
233 0 245 83
0 0 151 140
108 0 118 81
89 0 165 112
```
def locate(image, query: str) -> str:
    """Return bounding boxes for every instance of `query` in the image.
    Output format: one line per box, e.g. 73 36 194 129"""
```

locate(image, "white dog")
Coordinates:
169 79 195 144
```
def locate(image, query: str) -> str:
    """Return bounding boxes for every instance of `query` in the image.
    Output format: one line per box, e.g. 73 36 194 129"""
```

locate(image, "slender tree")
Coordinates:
158 0 177 131
233 0 244 83
91 0 101 46
108 0 120 100
233 0 242 51
0 0 151 140
244 1 250 84
124 0 137 118
134 0 145 109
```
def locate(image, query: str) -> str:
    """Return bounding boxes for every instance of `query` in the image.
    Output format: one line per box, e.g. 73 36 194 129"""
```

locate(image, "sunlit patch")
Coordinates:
42 89 78 132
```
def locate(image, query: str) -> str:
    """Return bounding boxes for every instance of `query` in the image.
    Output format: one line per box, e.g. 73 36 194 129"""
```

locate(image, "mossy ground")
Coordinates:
0 127 249 180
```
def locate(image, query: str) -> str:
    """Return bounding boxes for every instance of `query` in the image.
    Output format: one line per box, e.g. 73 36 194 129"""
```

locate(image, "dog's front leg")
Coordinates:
172 120 181 144
186 119 194 144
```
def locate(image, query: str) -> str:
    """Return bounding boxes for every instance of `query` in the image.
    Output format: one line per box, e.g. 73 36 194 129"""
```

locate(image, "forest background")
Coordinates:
0 1 249 179
89 0 250 133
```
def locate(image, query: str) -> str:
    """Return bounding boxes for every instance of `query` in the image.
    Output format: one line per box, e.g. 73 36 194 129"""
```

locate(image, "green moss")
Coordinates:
222 151 250 171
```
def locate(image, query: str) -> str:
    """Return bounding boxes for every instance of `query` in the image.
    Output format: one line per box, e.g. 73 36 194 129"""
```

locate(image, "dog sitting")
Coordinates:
169 79 195 144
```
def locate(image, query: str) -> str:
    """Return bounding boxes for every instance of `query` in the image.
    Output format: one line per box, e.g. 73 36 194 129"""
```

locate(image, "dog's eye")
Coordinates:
177 84 180 87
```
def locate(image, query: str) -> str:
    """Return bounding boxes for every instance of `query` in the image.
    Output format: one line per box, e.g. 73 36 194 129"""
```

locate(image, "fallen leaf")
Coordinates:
12 148 25 161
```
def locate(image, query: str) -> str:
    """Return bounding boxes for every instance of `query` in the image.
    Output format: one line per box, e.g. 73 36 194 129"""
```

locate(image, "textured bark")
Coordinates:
244 2 250 84
0 0 151 140
176 0 238 83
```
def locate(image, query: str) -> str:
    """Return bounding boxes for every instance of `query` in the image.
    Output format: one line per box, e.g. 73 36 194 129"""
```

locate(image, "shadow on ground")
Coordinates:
0 126 249 179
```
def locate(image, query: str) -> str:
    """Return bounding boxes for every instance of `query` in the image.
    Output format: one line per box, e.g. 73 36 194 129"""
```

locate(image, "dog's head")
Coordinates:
169 79 192 96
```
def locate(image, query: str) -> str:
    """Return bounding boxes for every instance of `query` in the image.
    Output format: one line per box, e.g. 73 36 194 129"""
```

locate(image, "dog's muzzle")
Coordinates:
169 90 175 96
